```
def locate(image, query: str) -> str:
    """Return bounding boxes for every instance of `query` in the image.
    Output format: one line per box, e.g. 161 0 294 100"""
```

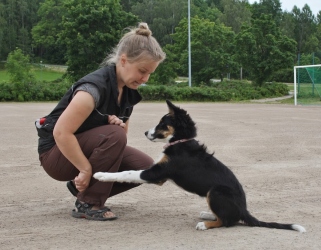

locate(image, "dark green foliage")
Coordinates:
268 68 294 83
167 16 237 84
5 48 36 101
147 47 178 85
138 81 289 101
0 0 42 60
0 79 71 102
0 79 288 102
0 0 320 101
31 0 67 64
235 14 297 86
58 0 138 81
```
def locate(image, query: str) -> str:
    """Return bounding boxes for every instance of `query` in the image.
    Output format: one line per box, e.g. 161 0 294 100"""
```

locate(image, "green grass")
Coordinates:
0 69 64 82
32 69 64 81
281 83 321 105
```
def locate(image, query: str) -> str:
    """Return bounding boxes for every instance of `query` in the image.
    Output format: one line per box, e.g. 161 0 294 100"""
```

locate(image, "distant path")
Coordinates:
251 91 294 103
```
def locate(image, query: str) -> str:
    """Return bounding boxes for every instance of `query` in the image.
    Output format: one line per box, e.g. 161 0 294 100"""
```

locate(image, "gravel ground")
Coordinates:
0 102 320 250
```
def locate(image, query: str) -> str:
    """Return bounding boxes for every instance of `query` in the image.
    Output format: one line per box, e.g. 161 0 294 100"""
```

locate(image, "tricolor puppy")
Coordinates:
94 100 306 233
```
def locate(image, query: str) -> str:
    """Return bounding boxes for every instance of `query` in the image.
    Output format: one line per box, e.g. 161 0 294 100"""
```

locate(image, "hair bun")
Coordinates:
136 22 152 37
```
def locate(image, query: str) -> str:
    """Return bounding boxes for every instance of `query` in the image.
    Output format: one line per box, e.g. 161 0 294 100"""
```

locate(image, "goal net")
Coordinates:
294 64 321 105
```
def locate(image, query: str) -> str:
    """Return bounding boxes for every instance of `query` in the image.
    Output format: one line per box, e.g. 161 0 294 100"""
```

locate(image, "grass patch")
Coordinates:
281 83 321 105
32 69 64 81
0 68 64 82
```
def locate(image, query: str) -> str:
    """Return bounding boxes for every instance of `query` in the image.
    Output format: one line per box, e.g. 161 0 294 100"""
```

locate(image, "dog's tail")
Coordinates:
242 211 306 233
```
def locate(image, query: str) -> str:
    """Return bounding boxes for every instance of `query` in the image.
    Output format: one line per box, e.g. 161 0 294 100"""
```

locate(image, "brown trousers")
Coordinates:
39 125 153 207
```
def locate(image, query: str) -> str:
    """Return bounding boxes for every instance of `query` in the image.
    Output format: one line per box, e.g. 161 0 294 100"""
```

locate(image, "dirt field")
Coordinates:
1 102 320 250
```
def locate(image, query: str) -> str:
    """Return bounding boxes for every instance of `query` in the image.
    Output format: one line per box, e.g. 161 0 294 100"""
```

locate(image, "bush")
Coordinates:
5 48 35 84
0 79 288 102
0 79 71 101
138 81 289 102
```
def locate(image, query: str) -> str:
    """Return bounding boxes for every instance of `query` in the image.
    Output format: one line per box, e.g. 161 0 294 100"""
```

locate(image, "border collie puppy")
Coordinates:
94 100 306 233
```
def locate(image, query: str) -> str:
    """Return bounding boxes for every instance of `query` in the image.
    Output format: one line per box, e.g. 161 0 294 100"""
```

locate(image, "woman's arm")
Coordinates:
53 91 126 191
53 91 95 191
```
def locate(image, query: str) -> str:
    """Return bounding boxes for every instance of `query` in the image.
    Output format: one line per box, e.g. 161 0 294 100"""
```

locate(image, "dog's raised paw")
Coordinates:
196 222 207 230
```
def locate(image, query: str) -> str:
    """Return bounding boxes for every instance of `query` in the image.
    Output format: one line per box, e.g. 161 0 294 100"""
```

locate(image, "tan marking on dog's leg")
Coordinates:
204 218 223 229
196 194 223 230
204 191 223 229
201 192 218 220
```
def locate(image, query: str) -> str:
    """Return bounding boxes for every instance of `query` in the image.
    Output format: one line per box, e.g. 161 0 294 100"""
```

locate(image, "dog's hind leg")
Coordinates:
196 215 223 230
196 194 223 230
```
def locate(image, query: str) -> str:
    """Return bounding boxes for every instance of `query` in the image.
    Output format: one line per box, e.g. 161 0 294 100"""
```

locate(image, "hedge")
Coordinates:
0 80 289 102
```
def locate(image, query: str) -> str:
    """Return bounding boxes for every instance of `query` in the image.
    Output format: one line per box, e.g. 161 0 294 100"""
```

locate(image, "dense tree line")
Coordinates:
0 0 320 85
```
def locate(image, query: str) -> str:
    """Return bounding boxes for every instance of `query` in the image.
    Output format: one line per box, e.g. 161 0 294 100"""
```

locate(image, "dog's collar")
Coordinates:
163 138 193 149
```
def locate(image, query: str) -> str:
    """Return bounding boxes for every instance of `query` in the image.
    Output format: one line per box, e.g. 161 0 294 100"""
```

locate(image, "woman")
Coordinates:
36 22 166 220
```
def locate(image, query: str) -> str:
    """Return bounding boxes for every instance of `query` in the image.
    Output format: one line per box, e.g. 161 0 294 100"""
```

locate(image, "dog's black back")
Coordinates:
142 100 305 231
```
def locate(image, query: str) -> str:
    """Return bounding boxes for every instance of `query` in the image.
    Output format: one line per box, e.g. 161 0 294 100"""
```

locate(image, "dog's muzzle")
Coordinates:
145 128 156 141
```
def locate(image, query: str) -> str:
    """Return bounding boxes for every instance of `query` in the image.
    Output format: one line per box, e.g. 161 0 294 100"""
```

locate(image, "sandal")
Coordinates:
67 180 79 197
72 200 117 221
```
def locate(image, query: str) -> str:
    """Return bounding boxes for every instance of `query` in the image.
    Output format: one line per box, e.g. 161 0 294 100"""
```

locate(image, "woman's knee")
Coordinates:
89 125 127 163
97 125 127 149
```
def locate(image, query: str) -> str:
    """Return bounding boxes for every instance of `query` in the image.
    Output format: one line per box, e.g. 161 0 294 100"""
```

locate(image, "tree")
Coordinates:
0 3 6 51
0 0 42 60
147 47 178 85
131 0 187 46
279 11 295 39
130 0 222 47
219 0 252 34
251 0 282 25
235 14 296 85
5 48 35 101
32 0 67 64
120 0 142 12
168 17 236 84
316 11 321 53
58 0 138 81
292 4 317 54
298 53 321 65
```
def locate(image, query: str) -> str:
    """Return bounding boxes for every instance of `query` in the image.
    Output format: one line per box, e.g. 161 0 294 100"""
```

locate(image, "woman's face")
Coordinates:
117 54 159 89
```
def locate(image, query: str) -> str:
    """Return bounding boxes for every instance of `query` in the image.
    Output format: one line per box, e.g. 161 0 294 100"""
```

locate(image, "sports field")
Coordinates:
0 102 320 249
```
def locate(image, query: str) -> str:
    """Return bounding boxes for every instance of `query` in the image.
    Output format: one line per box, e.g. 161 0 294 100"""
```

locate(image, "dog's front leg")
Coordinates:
93 170 146 184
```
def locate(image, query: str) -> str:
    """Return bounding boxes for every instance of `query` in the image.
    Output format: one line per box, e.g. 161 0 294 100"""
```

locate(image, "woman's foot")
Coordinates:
72 200 117 221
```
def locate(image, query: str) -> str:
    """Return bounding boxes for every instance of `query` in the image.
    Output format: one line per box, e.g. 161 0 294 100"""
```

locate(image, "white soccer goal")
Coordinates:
294 64 321 105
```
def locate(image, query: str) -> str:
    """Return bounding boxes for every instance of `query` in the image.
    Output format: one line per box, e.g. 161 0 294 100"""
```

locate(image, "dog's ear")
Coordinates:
165 100 197 139
166 100 187 116
166 100 185 116
166 100 179 116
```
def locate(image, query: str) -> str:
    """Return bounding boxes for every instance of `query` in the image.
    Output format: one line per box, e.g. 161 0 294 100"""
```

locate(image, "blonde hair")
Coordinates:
102 22 166 65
